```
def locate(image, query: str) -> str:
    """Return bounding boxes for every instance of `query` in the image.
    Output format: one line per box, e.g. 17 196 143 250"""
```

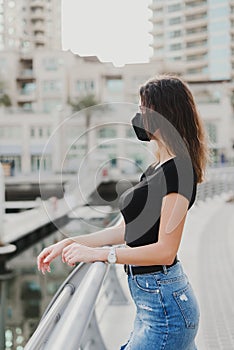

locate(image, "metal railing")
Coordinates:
24 214 127 350
196 167 234 202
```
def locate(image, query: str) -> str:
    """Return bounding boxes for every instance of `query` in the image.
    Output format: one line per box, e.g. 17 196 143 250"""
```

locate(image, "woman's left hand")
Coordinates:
62 243 100 266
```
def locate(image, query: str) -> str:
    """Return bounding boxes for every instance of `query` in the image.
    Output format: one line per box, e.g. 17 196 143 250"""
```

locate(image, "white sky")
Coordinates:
61 0 153 67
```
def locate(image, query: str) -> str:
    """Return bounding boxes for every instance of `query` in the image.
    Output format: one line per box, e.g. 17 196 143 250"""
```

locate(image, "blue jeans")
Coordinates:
120 262 200 350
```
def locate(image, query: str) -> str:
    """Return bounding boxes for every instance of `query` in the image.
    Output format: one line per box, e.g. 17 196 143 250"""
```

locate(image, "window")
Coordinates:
170 43 182 51
30 126 51 138
187 66 208 74
168 4 181 13
169 56 182 61
169 17 181 25
43 80 62 93
186 26 207 35
76 80 95 93
186 0 206 8
42 57 60 71
186 40 207 48
31 155 52 172
106 79 123 92
169 30 182 38
186 12 207 21
98 127 117 138
187 53 207 61
38 128 43 138
30 127 35 137
20 82 35 95
21 102 33 111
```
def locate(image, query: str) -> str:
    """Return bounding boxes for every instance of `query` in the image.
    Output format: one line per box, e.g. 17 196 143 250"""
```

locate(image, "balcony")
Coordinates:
30 10 45 21
186 59 209 69
185 3 207 15
34 34 45 45
148 1 164 11
184 18 207 29
185 31 208 42
185 45 208 56
184 72 209 82
17 70 35 82
30 0 44 8
17 90 36 103
32 21 45 31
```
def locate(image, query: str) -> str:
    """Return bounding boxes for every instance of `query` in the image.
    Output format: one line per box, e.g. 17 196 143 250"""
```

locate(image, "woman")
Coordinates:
37 75 209 349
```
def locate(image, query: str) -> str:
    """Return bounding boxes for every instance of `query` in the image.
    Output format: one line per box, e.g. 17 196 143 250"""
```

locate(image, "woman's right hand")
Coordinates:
37 240 69 274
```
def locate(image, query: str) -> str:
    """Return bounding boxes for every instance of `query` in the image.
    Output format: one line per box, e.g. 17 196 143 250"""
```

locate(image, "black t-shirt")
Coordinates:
118 156 197 247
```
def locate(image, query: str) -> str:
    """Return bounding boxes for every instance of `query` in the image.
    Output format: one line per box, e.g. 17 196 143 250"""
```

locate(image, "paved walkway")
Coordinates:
99 193 234 350
181 194 234 350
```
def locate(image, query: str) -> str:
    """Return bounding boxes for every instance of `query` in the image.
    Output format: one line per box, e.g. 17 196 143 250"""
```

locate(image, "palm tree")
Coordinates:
69 94 102 156
70 93 98 135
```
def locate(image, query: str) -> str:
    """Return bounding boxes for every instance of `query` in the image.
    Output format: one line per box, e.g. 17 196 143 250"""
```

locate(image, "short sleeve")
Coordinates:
161 158 196 206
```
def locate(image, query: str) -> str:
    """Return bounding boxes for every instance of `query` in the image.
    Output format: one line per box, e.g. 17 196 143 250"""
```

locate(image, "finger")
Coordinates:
63 254 72 263
37 250 50 270
61 250 66 263
41 262 51 274
43 253 55 264
62 246 70 254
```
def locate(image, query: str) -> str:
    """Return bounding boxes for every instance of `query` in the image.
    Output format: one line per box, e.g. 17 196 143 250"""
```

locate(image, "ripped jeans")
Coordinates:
120 262 200 350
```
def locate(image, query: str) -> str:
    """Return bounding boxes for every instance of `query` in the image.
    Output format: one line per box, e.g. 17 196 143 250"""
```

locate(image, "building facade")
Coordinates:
0 0 61 52
149 0 233 82
0 48 233 176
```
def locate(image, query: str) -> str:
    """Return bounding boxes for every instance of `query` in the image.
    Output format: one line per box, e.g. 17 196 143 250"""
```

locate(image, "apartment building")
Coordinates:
0 0 61 51
0 48 233 176
149 0 232 82
0 49 170 175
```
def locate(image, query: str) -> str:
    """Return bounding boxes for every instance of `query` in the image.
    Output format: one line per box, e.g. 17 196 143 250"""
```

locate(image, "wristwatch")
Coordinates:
107 246 117 264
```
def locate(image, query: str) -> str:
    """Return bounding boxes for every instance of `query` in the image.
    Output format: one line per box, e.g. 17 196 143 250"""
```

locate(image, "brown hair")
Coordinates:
139 75 210 183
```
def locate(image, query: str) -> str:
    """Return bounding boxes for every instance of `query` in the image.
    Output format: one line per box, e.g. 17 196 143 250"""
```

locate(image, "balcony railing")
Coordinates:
17 70 35 81
30 0 44 9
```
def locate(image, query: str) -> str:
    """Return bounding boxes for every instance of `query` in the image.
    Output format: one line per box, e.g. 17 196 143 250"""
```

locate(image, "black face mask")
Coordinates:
131 113 151 142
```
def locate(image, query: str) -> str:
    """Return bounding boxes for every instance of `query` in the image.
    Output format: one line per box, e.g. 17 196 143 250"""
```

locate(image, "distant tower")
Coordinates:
0 0 61 51
149 0 232 82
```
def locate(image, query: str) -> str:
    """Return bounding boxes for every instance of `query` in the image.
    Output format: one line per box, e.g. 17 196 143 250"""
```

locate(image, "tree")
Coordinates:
0 93 12 107
0 80 12 107
69 94 101 156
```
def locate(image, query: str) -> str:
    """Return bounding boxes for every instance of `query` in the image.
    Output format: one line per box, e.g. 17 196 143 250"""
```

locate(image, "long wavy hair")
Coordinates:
139 75 210 183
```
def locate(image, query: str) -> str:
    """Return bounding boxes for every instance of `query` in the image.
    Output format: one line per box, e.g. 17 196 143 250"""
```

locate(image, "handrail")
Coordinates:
44 261 109 350
24 284 75 350
24 213 123 350
41 212 122 320
196 167 234 202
